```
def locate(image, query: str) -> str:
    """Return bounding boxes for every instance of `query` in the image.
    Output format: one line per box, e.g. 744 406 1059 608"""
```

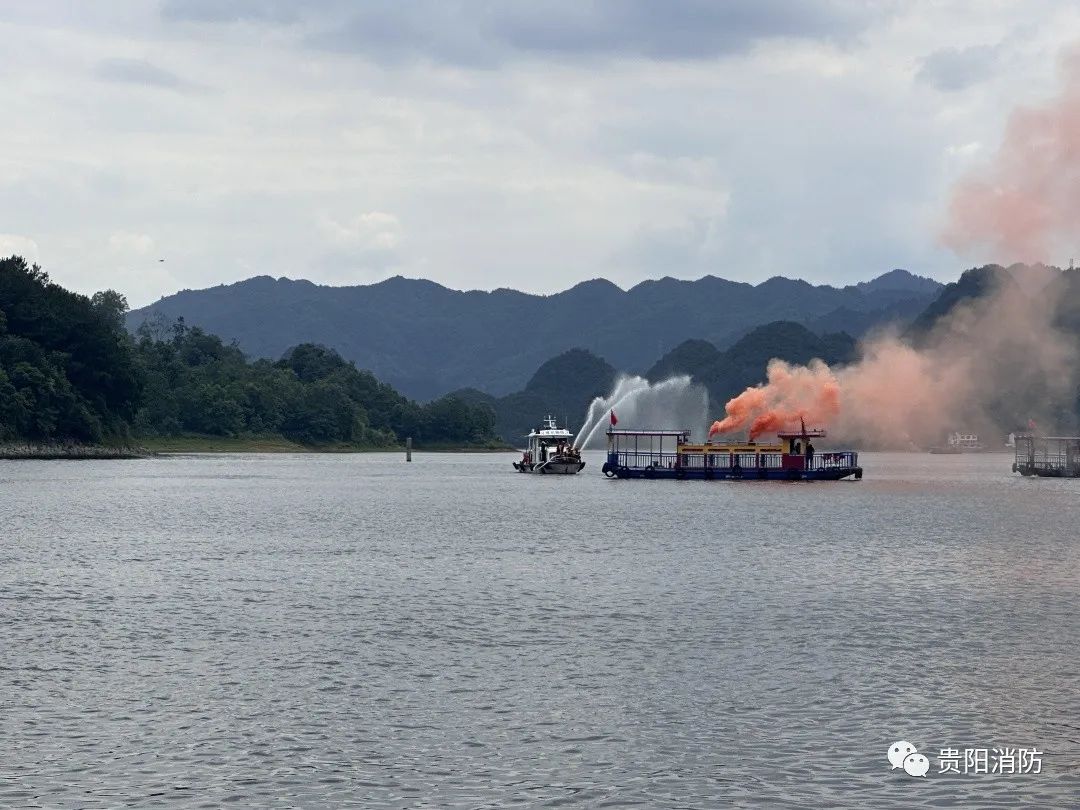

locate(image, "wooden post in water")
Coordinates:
406 436 412 462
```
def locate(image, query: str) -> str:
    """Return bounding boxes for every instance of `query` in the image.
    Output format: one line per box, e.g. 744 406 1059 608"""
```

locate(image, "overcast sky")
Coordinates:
1 1 1076 306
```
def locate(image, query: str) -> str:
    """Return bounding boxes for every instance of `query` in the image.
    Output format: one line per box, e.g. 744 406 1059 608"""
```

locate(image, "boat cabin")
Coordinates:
524 415 575 463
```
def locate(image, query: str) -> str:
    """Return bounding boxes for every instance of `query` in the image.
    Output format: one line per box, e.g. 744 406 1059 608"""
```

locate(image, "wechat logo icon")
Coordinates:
888 740 929 777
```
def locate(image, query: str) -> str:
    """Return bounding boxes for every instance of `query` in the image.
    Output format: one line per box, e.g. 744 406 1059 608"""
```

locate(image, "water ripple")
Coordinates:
1 451 1077 807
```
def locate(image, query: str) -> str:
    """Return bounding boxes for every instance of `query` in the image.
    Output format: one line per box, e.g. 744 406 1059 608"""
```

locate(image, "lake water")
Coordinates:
2 451 1078 808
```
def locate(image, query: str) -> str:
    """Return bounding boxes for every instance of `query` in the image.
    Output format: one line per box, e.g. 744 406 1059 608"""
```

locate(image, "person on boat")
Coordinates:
805 441 815 466
792 440 801 455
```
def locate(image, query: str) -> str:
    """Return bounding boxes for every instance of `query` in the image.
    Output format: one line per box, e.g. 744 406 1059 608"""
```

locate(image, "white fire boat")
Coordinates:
513 415 586 474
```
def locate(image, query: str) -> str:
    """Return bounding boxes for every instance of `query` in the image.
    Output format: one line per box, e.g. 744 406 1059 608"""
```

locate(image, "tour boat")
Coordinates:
513 415 586 474
1013 433 1080 477
929 431 984 453
600 426 862 481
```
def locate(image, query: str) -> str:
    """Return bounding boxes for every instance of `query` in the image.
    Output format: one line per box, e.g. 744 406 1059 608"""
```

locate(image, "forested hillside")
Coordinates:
0 257 140 442
451 348 617 442
0 257 498 448
131 324 498 446
646 322 857 406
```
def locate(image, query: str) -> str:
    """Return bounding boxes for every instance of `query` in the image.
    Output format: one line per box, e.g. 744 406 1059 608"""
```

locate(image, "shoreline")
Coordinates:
0 440 516 459
134 436 515 454
0 443 150 460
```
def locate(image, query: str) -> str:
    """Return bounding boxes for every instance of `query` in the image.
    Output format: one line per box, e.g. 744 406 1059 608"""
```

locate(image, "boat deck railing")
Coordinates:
611 451 681 469
1018 457 1080 471
1014 435 1080 476
1015 450 1080 475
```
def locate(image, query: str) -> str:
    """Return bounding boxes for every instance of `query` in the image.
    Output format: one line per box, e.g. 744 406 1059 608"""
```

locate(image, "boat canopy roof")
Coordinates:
607 429 689 438
776 427 827 438
528 414 573 439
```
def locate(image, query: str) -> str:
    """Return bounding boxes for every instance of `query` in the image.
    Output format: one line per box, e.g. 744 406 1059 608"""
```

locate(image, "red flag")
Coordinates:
610 409 618 426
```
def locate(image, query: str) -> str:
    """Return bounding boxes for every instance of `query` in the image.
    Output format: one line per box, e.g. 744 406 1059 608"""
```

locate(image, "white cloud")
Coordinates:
108 230 155 255
96 57 202 93
1 1 1080 305
615 213 727 274
0 234 41 263
319 211 402 250
313 211 404 280
918 43 1003 92
946 141 983 159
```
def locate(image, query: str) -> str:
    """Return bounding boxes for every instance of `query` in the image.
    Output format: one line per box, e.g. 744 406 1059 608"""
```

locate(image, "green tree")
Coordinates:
90 289 129 330
0 256 499 447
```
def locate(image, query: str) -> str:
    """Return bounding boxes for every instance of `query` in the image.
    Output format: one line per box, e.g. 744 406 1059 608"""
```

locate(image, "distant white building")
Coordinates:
948 432 981 449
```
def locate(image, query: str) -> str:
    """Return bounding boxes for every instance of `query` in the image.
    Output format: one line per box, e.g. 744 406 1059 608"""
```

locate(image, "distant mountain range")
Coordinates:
646 321 857 406
127 269 943 401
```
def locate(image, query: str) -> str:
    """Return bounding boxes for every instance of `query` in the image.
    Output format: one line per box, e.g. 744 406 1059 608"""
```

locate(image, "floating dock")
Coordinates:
1013 434 1080 477
601 427 861 481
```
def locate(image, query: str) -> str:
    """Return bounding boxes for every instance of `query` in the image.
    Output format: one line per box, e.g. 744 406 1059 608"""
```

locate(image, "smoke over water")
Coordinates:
709 44 1080 448
943 46 1080 263
708 360 840 440
709 272 1078 448
576 376 709 449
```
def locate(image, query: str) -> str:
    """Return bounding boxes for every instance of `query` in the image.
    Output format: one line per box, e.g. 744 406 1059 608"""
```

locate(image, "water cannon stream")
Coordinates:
575 375 709 450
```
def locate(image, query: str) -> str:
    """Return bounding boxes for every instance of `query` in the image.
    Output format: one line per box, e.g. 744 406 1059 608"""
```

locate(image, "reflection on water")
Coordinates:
1 452 1078 807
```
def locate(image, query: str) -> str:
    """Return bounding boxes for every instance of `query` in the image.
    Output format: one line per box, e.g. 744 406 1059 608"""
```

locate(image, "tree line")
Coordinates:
0 256 498 447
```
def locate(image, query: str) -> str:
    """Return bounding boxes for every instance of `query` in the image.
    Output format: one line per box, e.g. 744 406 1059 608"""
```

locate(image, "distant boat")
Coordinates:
1014 434 1080 477
513 415 586 475
930 432 984 453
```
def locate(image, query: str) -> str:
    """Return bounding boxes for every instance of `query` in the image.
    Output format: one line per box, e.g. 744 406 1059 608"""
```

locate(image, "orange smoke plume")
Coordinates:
708 43 1080 450
707 274 1079 449
943 46 1080 262
709 359 841 440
